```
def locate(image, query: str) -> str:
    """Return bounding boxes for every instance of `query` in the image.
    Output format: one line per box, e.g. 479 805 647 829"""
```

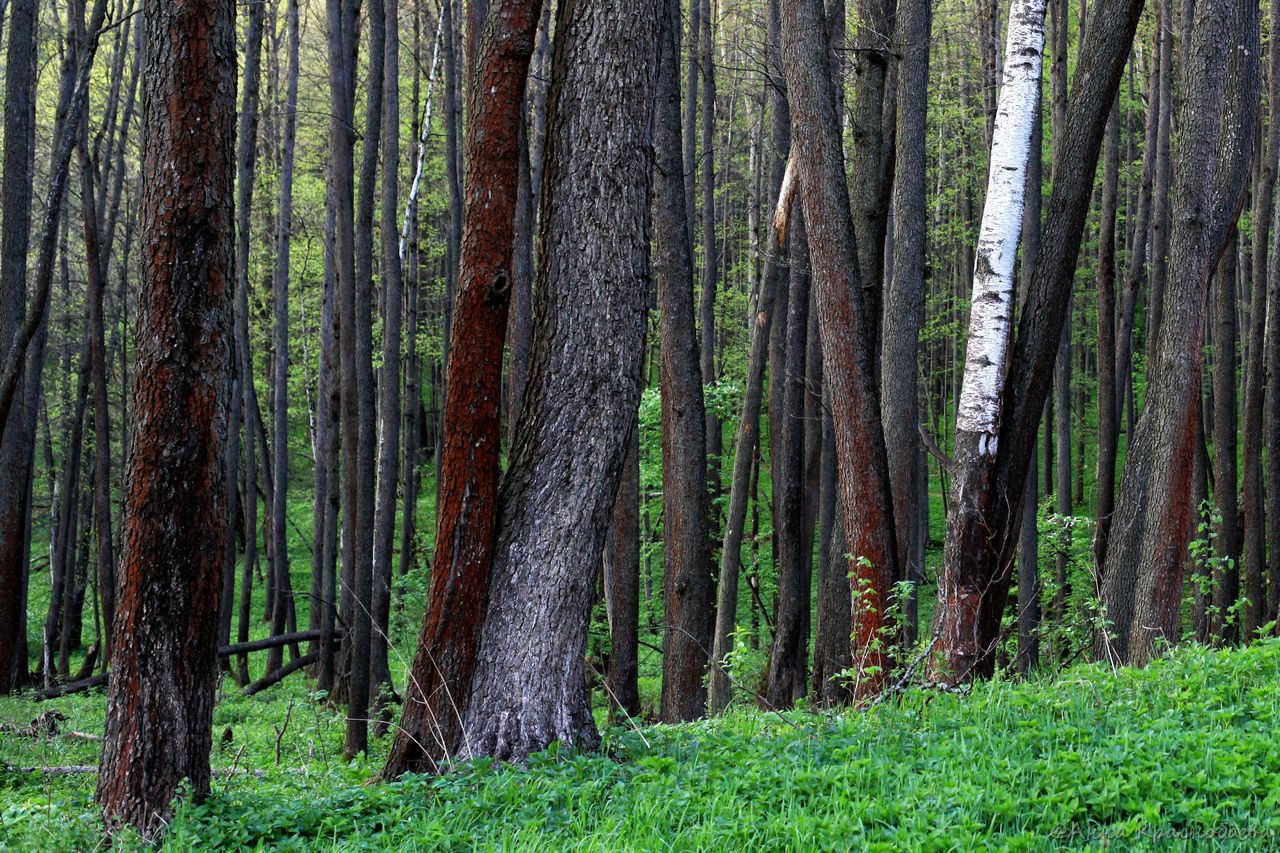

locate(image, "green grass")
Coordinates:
4 639 1280 851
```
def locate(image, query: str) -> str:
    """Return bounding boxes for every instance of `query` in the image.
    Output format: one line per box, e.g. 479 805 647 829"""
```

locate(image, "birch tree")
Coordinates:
934 0 1046 681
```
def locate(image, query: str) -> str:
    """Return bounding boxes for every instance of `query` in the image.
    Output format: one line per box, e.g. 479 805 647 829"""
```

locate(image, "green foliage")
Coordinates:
7 639 1280 851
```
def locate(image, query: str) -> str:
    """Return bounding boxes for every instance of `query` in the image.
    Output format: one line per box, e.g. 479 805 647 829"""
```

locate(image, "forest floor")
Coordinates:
2 638 1279 851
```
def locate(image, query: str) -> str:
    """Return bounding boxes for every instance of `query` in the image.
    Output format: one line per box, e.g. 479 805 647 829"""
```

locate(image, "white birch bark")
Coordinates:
954 0 1047 455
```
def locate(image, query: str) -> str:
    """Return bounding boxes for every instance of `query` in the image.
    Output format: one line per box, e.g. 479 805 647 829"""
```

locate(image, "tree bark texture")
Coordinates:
936 0 1046 682
461 0 658 761
931 0 1144 680
383 0 544 777
96 0 234 835
1100 0 1256 666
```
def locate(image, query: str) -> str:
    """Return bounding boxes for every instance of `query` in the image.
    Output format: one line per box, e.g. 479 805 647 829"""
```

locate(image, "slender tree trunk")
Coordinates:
707 64 790 714
880 0 931 664
1266 0 1280 625
1212 241 1241 643
1017 95 1044 676
1147 0 1174 364
96 0 234 834
1242 1 1276 638
606 424 642 720
1094 100 1120 567
370 0 403 717
266 0 299 678
655 0 713 723
699 0 722 505
767 211 811 707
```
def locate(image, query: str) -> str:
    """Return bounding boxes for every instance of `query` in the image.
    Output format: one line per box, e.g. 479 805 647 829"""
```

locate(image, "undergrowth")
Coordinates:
3 639 1279 851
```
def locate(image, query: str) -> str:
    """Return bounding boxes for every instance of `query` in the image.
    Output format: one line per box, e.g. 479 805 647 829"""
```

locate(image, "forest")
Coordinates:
2 0 1280 846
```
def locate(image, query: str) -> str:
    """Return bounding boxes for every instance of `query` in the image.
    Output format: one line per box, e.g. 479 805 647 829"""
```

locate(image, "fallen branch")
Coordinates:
219 628 342 658
242 651 318 697
32 630 343 701
33 674 107 702
3 765 264 776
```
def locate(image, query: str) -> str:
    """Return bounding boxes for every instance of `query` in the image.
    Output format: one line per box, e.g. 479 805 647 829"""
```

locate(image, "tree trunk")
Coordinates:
267 0 299 679
935 0 1046 682
655 0 713 724
1211 240 1241 643
0 0 38 695
606 424 642 720
1094 100 1120 568
1100 0 1257 666
933 0 1144 680
707 46 790 712
767 211 811 707
383 0 544 778
461 0 658 761
778 0 899 699
699 0 722 505
95 0 234 834
880 0 931 659
371 0 403 716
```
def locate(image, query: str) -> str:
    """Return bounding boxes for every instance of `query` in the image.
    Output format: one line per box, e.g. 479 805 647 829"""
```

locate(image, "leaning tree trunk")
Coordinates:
934 0 1045 683
96 0 234 835
382 0 544 778
929 0 1144 681
461 0 659 761
654 0 713 724
778 0 899 699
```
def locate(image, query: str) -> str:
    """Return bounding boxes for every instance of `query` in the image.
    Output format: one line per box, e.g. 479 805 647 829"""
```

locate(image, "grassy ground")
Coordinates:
3 638 1279 851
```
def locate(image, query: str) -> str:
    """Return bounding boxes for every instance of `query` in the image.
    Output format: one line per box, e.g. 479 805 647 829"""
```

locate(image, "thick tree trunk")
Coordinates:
0 0 38 694
778 0 899 699
461 0 658 761
654 0 713 724
1100 0 1256 666
383 0 543 778
95 0 234 835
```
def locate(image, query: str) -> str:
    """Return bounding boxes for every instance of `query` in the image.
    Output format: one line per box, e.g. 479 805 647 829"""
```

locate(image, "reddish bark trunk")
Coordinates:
96 0 235 835
383 0 543 778
778 0 899 699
